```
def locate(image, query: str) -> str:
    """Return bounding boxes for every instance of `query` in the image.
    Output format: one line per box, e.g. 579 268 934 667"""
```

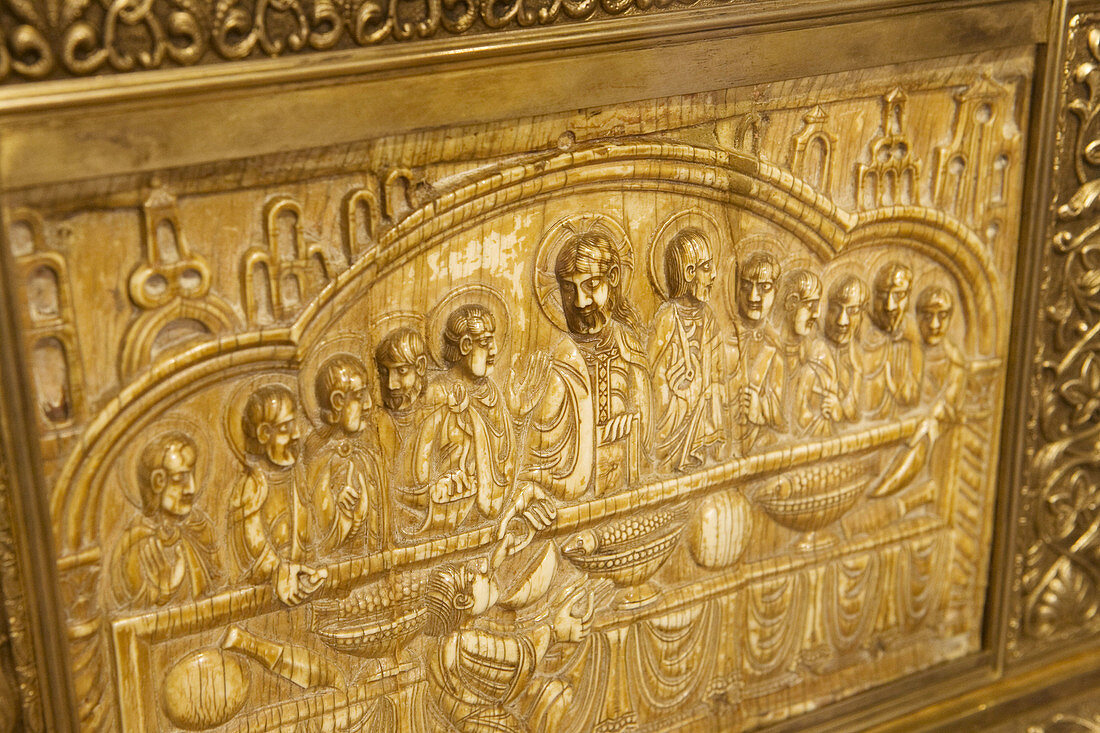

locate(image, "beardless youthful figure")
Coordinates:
112 431 220 607
229 384 327 606
862 261 923 420
726 251 784 452
649 227 725 472
916 285 967 417
412 304 515 533
304 354 387 553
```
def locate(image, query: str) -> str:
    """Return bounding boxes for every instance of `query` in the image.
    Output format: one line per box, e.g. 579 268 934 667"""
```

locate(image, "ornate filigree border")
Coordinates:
1015 9 1100 654
0 0 719 84
0 451 43 731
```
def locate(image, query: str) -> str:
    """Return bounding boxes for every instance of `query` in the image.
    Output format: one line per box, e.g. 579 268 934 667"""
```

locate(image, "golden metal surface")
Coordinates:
0 0 1097 731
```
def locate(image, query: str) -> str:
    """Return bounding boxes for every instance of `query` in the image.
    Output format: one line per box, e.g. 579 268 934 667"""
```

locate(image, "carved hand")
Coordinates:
336 483 361 515
599 413 634 444
740 386 763 424
820 390 842 421
507 351 552 416
275 562 328 606
551 585 595 643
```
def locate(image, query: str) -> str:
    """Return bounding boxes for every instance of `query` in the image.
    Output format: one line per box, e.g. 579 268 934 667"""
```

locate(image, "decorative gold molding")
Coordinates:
0 0 1033 85
0 447 43 731
1016 9 1100 654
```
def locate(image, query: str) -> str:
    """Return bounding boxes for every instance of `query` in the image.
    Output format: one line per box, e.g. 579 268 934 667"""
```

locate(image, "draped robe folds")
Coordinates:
861 320 924 421
526 320 649 499
622 601 721 722
823 339 863 426
228 465 311 584
304 423 388 553
429 621 542 733
378 404 432 541
413 372 515 533
921 338 968 418
112 511 219 607
428 618 602 733
782 334 838 438
648 300 725 473
725 322 785 453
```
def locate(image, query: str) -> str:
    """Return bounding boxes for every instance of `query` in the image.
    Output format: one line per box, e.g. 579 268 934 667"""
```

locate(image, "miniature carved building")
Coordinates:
0 1 1096 731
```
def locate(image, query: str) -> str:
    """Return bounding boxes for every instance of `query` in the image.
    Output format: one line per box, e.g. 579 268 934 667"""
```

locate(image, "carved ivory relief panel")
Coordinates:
5 46 1031 732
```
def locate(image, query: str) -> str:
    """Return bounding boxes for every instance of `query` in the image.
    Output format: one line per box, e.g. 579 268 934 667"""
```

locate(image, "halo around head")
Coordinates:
299 334 373 427
647 209 724 300
426 283 512 368
119 414 211 511
533 213 632 333
224 374 298 465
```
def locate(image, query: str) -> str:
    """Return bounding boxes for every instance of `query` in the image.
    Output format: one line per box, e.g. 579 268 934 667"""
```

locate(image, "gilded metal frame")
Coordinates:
0 0 1095 729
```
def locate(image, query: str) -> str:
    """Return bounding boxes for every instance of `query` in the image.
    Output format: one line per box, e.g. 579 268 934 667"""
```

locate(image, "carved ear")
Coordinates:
330 390 346 410
415 355 428 374
454 592 474 611
608 265 620 287
459 335 473 356
150 468 167 492
257 423 273 444
685 263 696 280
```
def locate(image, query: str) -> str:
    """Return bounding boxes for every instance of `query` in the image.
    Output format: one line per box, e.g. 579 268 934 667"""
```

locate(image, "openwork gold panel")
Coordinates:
7 47 1032 731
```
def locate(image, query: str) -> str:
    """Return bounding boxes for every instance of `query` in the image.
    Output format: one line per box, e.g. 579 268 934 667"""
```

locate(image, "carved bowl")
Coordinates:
314 601 428 658
755 465 872 533
561 510 685 587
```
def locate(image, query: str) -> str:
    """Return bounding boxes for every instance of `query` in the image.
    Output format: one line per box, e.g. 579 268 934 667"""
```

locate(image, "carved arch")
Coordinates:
118 298 242 381
53 140 1002 555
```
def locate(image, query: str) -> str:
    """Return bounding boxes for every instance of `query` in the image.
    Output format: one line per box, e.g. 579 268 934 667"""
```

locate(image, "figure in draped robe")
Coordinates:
648 227 725 472
777 269 834 438
113 432 219 607
374 327 433 540
229 385 326 606
862 261 923 420
527 226 651 498
304 354 387 553
725 251 784 452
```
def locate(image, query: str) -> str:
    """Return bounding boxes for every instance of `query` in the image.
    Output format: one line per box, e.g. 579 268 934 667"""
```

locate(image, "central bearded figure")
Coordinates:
528 226 652 498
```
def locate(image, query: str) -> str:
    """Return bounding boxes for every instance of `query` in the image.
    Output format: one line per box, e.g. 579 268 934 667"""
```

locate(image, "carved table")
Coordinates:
0 0 1095 730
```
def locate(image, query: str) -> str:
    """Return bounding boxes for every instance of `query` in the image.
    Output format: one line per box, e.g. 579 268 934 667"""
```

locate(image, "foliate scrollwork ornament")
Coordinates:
0 0 704 83
1019 12 1100 648
0 451 43 731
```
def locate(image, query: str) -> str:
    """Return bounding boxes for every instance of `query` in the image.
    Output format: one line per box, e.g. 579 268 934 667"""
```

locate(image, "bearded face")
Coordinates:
790 296 821 337
260 401 300 468
379 358 426 412
682 243 715 303
559 269 616 336
871 265 913 334
153 446 197 518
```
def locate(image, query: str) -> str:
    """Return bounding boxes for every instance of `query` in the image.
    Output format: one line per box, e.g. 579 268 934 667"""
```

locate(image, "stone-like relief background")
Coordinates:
4 48 1030 731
